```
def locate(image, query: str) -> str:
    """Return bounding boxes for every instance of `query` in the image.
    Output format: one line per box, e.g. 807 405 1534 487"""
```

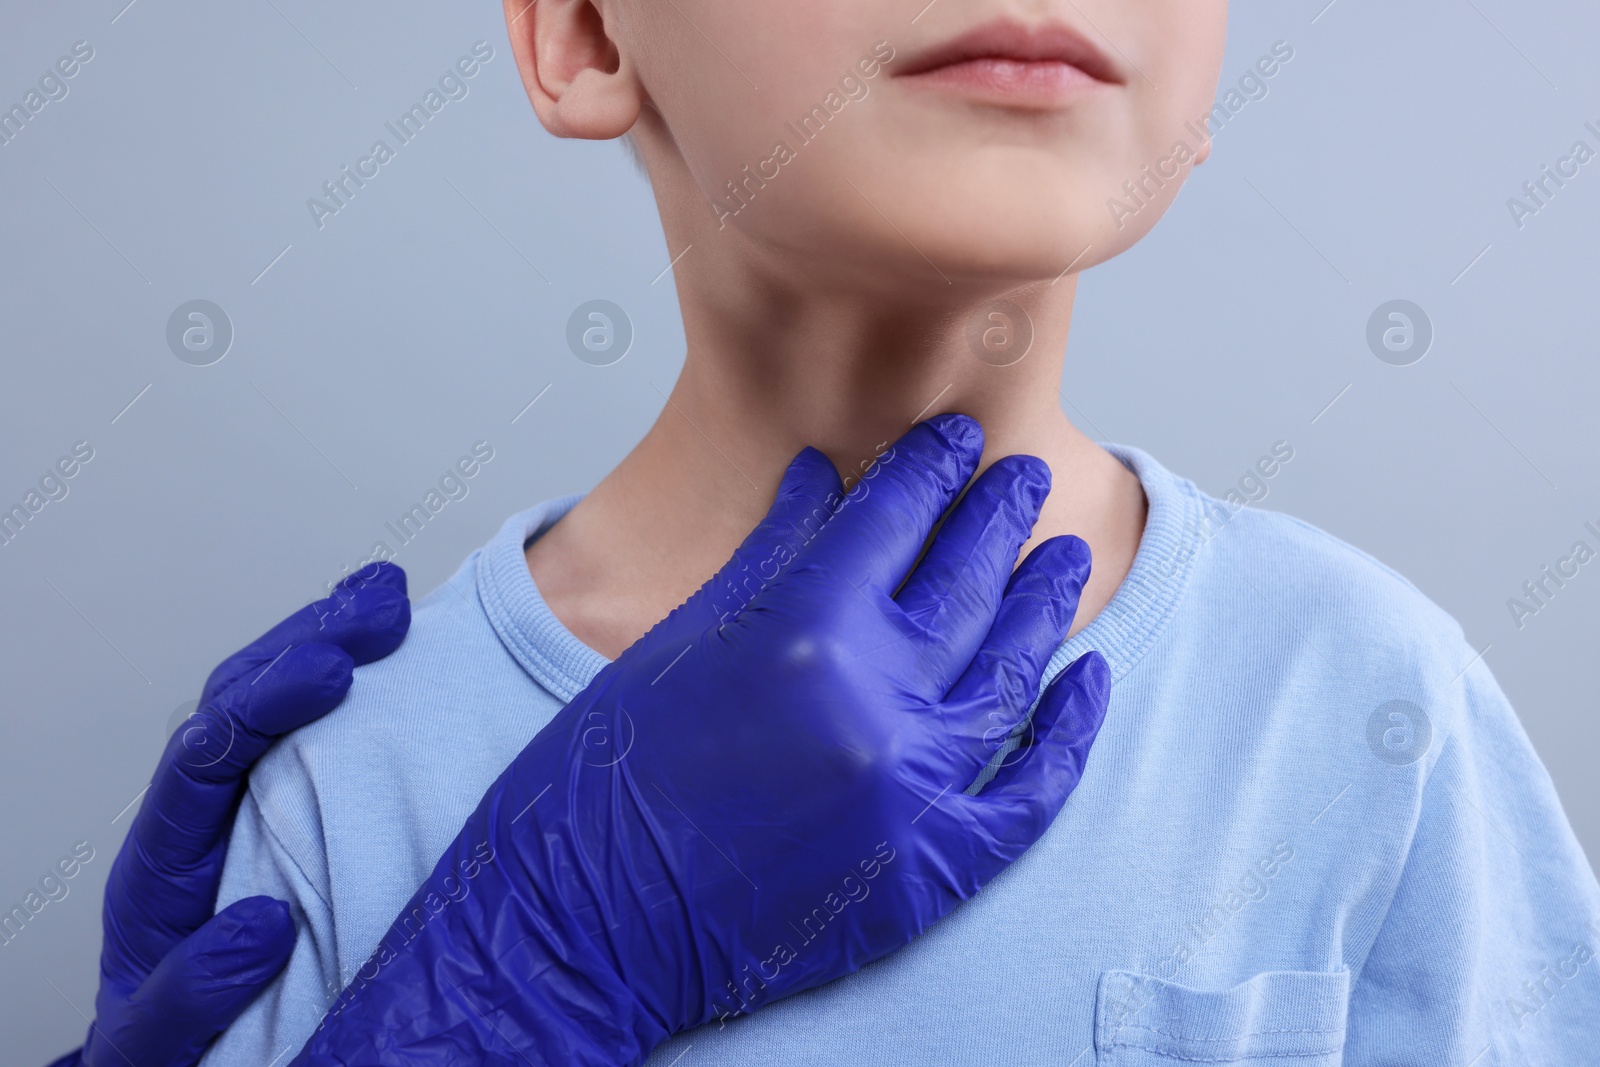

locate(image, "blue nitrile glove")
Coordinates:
49 565 411 1067
294 414 1109 1067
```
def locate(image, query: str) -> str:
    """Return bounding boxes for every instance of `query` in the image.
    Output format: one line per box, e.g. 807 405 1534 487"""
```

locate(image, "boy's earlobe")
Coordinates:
502 0 643 140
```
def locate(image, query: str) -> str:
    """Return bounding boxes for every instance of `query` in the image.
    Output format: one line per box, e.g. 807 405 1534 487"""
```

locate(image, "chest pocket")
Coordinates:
1094 969 1349 1066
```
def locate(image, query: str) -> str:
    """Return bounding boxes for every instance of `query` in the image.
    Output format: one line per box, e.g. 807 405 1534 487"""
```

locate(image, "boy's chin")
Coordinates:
747 214 1149 292
731 171 1174 288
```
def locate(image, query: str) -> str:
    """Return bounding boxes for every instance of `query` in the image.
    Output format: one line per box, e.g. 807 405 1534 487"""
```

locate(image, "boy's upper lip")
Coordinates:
893 17 1124 86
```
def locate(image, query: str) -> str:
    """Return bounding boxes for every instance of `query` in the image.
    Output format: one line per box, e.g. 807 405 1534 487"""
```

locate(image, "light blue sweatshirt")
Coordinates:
201 443 1600 1067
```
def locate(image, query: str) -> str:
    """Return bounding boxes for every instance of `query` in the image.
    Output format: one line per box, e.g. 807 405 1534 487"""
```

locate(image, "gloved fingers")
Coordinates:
156 641 355 817
790 414 985 595
963 651 1110 846
102 641 353 981
199 566 409 703
99 583 401 989
88 896 296 1067
99 841 230 989
894 454 1052 664
666 446 844 637
933 535 1090 775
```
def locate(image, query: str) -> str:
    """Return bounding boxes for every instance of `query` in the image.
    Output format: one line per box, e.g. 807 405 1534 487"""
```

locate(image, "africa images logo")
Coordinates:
1366 700 1431 766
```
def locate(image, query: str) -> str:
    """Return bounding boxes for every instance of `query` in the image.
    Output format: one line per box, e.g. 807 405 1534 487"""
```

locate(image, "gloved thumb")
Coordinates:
85 896 296 1067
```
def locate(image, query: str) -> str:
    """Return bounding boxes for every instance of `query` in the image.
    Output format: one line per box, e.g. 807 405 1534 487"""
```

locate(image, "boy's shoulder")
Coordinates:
1201 495 1466 650
1115 444 1470 677
1171 486 1494 739
1127 471 1518 795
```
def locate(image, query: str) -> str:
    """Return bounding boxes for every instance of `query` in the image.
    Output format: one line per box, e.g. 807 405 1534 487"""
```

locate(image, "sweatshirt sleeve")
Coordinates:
198 789 343 1067
1345 660 1600 1064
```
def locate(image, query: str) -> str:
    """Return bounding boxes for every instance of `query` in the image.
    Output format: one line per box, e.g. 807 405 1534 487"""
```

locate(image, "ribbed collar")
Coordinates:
476 443 1208 705
475 493 609 704
1044 442 1209 686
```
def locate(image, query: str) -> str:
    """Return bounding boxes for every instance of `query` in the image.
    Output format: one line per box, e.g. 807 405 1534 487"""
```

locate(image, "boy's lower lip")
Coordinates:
895 57 1110 107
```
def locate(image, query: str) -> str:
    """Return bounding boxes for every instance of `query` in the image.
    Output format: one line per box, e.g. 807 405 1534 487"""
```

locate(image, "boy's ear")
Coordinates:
502 0 642 140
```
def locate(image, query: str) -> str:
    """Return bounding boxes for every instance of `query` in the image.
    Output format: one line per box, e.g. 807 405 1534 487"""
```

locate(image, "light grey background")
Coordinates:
3 0 1596 1058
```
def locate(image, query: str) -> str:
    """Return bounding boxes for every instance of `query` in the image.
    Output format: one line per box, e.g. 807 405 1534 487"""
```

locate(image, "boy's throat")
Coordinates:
524 395 1146 662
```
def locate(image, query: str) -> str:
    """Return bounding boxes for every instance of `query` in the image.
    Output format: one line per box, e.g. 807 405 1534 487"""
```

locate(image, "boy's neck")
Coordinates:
526 275 1147 660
